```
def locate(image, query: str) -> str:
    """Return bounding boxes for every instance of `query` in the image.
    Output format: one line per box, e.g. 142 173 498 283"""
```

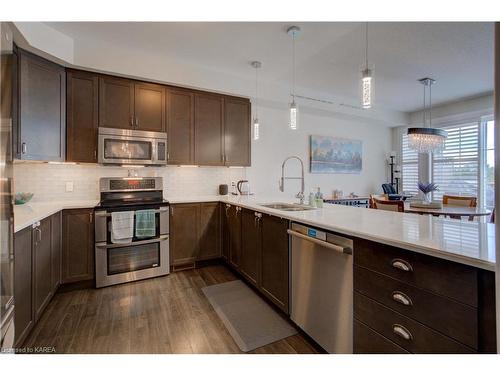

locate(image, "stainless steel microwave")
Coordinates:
98 127 167 165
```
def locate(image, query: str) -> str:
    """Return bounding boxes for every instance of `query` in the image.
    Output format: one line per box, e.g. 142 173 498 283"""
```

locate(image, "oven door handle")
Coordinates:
95 234 169 249
95 208 167 217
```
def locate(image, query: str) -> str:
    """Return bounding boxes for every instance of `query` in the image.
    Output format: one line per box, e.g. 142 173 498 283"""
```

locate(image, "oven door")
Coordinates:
95 235 169 288
98 127 167 165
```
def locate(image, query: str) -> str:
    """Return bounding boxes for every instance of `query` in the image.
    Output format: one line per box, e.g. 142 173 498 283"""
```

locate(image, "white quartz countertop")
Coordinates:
168 195 496 271
14 195 496 271
14 200 99 233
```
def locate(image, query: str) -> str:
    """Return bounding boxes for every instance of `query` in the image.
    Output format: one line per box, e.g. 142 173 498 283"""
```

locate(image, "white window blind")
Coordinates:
432 123 479 200
401 133 419 195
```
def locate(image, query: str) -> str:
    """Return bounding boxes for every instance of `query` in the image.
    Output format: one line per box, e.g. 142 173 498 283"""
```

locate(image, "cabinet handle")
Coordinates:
130 116 134 127
21 142 27 154
135 116 139 128
89 212 93 223
94 150 97 160
225 204 230 216
392 324 413 341
391 258 413 272
391 291 413 306
254 212 262 225
35 227 42 243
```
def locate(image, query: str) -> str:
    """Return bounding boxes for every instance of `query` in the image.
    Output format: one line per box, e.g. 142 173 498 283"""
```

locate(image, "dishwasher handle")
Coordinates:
287 229 352 255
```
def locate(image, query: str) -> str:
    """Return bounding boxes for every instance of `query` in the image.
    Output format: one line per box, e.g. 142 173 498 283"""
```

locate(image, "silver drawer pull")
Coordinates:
391 258 413 272
392 324 413 341
392 291 413 306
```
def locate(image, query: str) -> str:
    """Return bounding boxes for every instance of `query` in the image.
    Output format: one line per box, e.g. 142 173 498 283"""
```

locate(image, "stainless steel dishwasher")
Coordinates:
288 222 353 354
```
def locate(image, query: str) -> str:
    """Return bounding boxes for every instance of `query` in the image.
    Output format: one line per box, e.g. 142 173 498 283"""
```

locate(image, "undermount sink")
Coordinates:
259 202 316 211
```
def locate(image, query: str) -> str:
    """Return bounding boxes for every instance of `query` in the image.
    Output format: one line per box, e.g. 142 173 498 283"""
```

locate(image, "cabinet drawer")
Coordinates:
354 238 478 307
354 319 409 354
354 292 474 353
354 265 478 349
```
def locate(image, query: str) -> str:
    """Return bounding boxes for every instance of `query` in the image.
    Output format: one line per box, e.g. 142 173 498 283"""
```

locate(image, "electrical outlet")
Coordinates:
65 181 74 192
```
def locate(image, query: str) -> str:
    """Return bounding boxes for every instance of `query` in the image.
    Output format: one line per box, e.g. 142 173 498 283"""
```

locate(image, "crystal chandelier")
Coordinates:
407 78 447 153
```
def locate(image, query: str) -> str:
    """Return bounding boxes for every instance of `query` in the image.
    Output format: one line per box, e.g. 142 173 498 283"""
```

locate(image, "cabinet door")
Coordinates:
261 214 289 312
198 202 221 260
98 76 134 129
134 82 165 132
221 203 230 261
170 204 199 266
194 93 224 165
62 209 94 284
240 209 261 286
18 49 65 161
66 70 98 163
167 89 194 164
224 97 250 166
14 226 33 347
51 211 62 292
228 205 242 269
33 217 53 322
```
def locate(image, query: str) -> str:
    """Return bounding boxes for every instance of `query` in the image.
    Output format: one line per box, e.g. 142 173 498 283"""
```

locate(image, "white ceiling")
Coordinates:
45 22 494 113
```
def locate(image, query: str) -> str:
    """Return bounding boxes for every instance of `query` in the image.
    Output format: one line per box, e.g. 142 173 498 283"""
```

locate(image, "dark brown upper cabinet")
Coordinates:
167 88 195 165
66 69 98 163
134 82 166 132
99 76 166 132
194 93 224 166
224 97 251 166
15 48 66 161
98 76 134 129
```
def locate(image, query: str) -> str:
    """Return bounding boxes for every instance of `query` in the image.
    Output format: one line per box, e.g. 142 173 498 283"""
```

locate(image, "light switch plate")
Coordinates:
65 181 74 192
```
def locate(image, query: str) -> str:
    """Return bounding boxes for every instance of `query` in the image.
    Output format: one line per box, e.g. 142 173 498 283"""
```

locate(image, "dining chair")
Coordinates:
442 194 477 221
369 194 388 208
372 197 404 212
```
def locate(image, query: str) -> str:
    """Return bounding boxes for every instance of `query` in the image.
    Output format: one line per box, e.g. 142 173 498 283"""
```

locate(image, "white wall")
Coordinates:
249 104 392 199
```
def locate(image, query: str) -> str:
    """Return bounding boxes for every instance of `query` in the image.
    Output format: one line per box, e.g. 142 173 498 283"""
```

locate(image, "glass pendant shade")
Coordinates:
407 127 447 153
289 100 298 130
361 68 373 109
253 117 260 140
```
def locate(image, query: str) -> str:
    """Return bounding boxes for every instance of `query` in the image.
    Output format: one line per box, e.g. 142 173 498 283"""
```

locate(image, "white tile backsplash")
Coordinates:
14 163 246 202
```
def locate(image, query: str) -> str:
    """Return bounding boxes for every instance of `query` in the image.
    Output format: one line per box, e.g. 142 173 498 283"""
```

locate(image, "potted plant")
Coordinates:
417 182 439 204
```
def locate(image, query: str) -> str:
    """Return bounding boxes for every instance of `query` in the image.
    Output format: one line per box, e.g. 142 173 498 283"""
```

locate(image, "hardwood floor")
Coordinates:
23 264 318 354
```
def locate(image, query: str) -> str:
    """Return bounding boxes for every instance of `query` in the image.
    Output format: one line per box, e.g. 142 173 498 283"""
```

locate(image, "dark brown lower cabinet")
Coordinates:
228 205 242 269
62 209 94 284
221 204 230 261
33 217 53 322
240 209 261 286
50 212 62 291
353 238 497 354
14 212 62 347
170 202 221 267
14 226 33 347
223 206 289 313
260 214 289 313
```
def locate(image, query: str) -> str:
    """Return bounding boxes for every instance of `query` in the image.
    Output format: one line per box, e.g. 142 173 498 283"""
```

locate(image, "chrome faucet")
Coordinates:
279 156 305 204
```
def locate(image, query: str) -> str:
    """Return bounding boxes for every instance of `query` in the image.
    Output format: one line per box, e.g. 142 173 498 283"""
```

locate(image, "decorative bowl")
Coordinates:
15 192 34 205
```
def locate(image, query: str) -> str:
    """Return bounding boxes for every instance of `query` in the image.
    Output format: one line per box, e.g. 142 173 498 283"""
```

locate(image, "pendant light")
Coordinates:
287 25 300 130
361 22 373 109
407 78 447 153
251 61 262 140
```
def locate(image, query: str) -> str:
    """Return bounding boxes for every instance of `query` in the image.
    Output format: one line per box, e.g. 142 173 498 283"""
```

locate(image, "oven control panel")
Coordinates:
100 177 163 192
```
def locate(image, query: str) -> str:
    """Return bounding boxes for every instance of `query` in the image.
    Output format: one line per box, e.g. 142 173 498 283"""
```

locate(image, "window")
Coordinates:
401 133 419 195
432 123 479 201
482 120 495 210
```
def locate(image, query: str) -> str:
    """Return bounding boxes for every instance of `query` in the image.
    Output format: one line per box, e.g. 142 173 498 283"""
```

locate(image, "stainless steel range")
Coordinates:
94 177 169 288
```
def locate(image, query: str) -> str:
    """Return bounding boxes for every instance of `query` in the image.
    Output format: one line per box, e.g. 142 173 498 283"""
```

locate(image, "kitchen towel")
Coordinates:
135 209 156 238
111 211 135 244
